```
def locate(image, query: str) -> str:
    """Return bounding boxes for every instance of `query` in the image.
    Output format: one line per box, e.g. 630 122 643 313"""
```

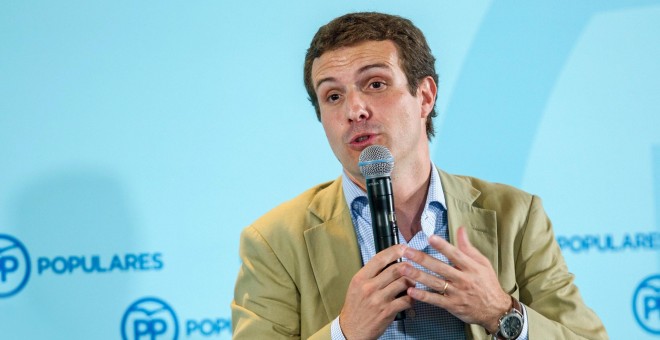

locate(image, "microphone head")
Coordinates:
359 145 394 178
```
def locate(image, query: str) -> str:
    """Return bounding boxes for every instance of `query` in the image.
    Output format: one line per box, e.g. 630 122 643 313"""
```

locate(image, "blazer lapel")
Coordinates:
304 177 362 320
439 170 499 276
440 170 499 339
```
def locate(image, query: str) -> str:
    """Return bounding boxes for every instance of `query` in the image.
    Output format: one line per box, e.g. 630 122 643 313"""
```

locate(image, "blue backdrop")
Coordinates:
1 1 660 339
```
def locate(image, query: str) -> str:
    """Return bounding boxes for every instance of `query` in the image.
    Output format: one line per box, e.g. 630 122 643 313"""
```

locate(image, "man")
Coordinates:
232 12 607 339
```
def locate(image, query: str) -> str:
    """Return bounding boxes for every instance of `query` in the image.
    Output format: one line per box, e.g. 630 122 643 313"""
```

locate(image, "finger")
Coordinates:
428 234 478 270
381 275 415 300
399 264 451 294
456 227 491 267
372 262 410 291
403 247 460 281
389 289 414 314
360 244 407 278
407 286 447 308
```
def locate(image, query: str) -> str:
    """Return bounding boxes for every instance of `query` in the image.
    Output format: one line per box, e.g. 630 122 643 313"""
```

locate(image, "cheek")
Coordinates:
321 111 342 130
320 117 342 146
320 116 332 135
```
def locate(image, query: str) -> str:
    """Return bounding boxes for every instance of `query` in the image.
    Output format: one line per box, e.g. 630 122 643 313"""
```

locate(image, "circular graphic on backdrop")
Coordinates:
0 234 31 298
121 297 179 340
633 274 660 334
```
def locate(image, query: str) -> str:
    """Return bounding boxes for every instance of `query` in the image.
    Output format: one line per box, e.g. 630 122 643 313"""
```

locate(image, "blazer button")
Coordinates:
406 308 416 318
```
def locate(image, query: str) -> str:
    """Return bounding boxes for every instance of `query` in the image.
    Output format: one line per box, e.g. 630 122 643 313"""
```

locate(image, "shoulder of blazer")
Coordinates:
247 176 346 241
439 169 534 212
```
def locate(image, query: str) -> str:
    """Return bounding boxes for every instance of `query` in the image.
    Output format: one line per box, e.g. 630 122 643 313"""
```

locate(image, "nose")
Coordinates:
345 90 370 122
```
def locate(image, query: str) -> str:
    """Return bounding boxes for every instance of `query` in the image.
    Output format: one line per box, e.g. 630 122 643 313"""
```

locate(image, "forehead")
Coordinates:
311 40 402 87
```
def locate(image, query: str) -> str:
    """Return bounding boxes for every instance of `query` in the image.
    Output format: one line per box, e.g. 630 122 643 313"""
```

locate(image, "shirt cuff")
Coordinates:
516 303 530 340
330 316 348 340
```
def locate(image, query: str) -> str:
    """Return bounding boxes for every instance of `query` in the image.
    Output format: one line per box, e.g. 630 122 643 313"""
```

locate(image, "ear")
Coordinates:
417 76 437 119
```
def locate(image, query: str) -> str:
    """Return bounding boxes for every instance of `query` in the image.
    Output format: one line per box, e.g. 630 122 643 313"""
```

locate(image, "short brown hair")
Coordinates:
304 12 439 138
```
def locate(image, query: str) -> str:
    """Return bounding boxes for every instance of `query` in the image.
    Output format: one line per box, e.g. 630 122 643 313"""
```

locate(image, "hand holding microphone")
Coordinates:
338 145 413 339
359 145 406 321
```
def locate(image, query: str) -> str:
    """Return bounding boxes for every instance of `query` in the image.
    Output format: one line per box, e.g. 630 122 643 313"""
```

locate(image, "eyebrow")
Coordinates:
314 63 391 90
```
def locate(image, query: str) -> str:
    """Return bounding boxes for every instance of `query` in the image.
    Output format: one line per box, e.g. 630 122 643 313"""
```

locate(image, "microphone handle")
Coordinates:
366 176 401 252
366 176 406 320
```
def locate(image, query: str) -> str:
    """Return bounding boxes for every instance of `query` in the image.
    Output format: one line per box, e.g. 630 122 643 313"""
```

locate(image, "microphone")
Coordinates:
358 145 406 320
358 145 402 254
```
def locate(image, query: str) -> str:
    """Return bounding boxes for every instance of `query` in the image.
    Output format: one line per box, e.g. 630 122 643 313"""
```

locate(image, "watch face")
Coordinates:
501 313 523 338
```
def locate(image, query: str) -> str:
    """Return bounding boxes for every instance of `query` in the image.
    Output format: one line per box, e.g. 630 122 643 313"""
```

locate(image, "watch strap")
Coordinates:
491 296 524 340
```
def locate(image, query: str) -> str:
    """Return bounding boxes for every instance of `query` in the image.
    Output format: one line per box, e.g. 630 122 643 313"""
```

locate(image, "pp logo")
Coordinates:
121 297 179 340
633 274 660 334
0 234 31 298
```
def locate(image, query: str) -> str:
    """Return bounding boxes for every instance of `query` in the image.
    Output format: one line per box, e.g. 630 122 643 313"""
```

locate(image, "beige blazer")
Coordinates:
232 170 607 339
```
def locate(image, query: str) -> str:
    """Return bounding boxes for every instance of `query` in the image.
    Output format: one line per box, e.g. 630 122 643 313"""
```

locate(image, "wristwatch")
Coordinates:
492 296 524 339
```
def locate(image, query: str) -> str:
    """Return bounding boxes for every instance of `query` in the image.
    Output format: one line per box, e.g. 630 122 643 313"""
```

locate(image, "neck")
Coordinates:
391 160 432 241
345 144 433 242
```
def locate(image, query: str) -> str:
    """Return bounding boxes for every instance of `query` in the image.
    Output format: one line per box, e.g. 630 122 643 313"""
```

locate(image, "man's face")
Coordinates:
311 40 435 184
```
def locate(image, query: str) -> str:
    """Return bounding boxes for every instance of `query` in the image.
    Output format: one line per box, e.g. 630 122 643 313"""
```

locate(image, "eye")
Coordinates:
369 81 386 90
327 93 341 103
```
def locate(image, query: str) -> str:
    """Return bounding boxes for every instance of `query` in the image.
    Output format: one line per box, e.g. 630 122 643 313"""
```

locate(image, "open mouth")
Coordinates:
350 134 373 145
349 134 378 150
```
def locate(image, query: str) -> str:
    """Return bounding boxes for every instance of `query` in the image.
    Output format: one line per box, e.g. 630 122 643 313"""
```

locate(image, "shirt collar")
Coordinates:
341 163 446 237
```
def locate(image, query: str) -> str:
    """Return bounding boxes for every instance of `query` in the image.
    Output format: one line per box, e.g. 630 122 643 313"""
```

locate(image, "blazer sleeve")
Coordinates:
231 225 332 339
516 195 608 339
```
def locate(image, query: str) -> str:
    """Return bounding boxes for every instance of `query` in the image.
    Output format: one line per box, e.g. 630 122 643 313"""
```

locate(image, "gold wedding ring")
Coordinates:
440 281 449 295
